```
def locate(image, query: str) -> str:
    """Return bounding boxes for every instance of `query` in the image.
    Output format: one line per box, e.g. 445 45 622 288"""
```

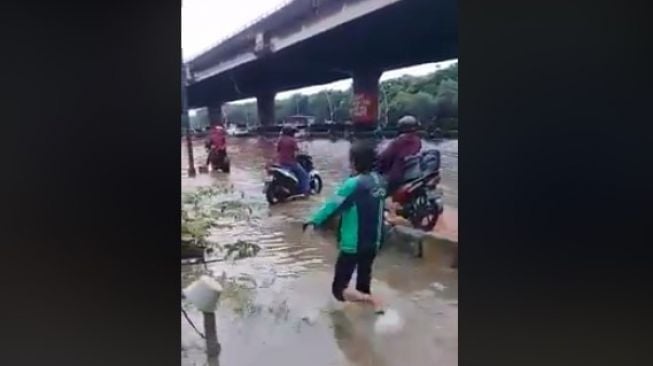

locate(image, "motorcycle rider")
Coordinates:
205 122 227 167
377 115 422 195
277 124 310 195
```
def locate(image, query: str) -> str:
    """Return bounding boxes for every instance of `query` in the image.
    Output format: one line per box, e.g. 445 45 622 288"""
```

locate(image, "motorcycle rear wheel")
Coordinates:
265 181 286 205
409 192 439 231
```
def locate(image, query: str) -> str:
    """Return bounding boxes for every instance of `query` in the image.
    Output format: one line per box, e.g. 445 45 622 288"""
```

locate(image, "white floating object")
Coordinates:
374 308 404 334
301 309 320 325
431 282 447 292
183 275 223 313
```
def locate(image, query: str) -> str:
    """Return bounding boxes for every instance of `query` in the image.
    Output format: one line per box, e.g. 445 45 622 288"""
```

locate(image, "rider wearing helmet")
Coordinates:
277 124 310 195
205 122 227 166
378 115 422 194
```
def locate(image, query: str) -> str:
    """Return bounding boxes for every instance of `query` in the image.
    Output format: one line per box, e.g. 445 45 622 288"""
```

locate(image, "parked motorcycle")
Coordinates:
264 153 322 204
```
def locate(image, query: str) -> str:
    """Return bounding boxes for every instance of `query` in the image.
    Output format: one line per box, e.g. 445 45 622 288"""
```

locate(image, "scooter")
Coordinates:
264 153 322 204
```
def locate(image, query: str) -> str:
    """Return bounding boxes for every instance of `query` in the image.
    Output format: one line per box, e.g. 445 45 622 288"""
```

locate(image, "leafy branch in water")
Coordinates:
223 240 261 260
181 186 232 249
181 198 217 249
181 185 261 260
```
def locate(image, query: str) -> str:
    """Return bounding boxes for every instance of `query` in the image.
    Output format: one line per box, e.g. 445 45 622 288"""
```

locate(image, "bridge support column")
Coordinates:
257 91 276 126
207 103 224 127
351 69 382 135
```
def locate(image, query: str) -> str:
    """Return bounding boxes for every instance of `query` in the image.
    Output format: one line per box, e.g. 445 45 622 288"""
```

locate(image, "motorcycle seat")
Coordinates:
268 165 297 179
395 171 440 192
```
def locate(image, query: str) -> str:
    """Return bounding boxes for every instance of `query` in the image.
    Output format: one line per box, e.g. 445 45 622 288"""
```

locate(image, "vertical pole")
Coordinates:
182 64 196 177
203 312 221 364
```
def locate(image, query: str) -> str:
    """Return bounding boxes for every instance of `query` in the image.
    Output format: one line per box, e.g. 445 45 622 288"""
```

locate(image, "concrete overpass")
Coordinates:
185 0 457 129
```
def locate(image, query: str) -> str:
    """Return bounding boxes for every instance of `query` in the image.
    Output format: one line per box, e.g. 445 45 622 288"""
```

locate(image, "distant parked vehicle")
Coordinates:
228 124 251 137
284 115 315 126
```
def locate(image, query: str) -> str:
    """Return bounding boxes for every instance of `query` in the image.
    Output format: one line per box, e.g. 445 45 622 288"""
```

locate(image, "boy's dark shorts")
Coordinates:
332 248 377 302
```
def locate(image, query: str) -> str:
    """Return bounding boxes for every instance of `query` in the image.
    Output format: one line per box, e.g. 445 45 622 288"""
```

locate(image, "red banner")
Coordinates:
351 92 378 124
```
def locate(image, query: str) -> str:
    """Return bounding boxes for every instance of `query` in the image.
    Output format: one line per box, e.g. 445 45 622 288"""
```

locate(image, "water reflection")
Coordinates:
329 309 387 366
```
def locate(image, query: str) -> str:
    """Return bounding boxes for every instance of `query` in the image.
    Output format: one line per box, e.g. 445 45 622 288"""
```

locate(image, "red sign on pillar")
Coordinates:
351 92 378 124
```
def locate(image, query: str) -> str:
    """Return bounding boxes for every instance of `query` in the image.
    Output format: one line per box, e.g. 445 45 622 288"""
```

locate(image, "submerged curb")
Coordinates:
385 223 457 263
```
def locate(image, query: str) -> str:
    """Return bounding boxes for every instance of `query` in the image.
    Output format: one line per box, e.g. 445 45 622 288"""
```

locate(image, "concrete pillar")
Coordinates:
351 69 382 134
207 103 224 127
257 91 276 126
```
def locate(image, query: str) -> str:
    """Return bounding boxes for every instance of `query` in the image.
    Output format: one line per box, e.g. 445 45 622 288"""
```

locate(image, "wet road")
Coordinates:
181 137 458 366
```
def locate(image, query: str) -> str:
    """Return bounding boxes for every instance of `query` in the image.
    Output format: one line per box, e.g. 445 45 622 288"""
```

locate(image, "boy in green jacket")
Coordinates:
303 141 386 313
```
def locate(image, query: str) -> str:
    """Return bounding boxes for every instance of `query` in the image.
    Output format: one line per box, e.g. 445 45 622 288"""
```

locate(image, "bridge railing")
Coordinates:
186 0 296 64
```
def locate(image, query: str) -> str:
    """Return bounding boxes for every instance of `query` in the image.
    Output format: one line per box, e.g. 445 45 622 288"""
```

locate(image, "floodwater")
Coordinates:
181 137 458 366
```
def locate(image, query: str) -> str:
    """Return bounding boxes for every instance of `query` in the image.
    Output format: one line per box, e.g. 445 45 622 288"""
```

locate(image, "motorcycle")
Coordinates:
205 146 230 173
264 153 323 204
384 149 444 231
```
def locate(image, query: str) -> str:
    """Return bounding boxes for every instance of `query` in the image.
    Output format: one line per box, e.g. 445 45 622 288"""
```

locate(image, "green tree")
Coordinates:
434 79 458 119
308 92 333 123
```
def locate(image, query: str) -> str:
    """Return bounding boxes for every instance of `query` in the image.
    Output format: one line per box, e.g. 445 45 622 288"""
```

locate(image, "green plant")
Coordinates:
181 186 261 260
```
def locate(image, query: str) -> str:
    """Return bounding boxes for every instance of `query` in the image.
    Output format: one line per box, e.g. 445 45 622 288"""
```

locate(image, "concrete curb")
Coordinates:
385 224 457 263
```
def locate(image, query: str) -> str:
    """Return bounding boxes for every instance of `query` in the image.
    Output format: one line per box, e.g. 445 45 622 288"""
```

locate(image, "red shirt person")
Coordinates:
378 116 422 192
276 125 310 194
277 134 299 165
207 125 227 151
205 124 227 166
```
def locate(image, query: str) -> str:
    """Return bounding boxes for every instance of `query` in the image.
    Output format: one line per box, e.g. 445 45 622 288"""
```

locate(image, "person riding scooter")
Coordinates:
205 123 227 167
277 125 310 195
377 115 422 195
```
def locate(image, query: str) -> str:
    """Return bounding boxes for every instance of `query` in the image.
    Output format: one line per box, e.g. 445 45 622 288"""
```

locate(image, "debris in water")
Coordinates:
223 240 261 260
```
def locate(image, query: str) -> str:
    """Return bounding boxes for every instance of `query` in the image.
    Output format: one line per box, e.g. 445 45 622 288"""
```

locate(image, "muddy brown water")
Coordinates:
181 137 458 366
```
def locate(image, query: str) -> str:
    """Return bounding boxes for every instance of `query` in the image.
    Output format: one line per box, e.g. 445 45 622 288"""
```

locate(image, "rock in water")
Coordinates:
374 308 404 334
